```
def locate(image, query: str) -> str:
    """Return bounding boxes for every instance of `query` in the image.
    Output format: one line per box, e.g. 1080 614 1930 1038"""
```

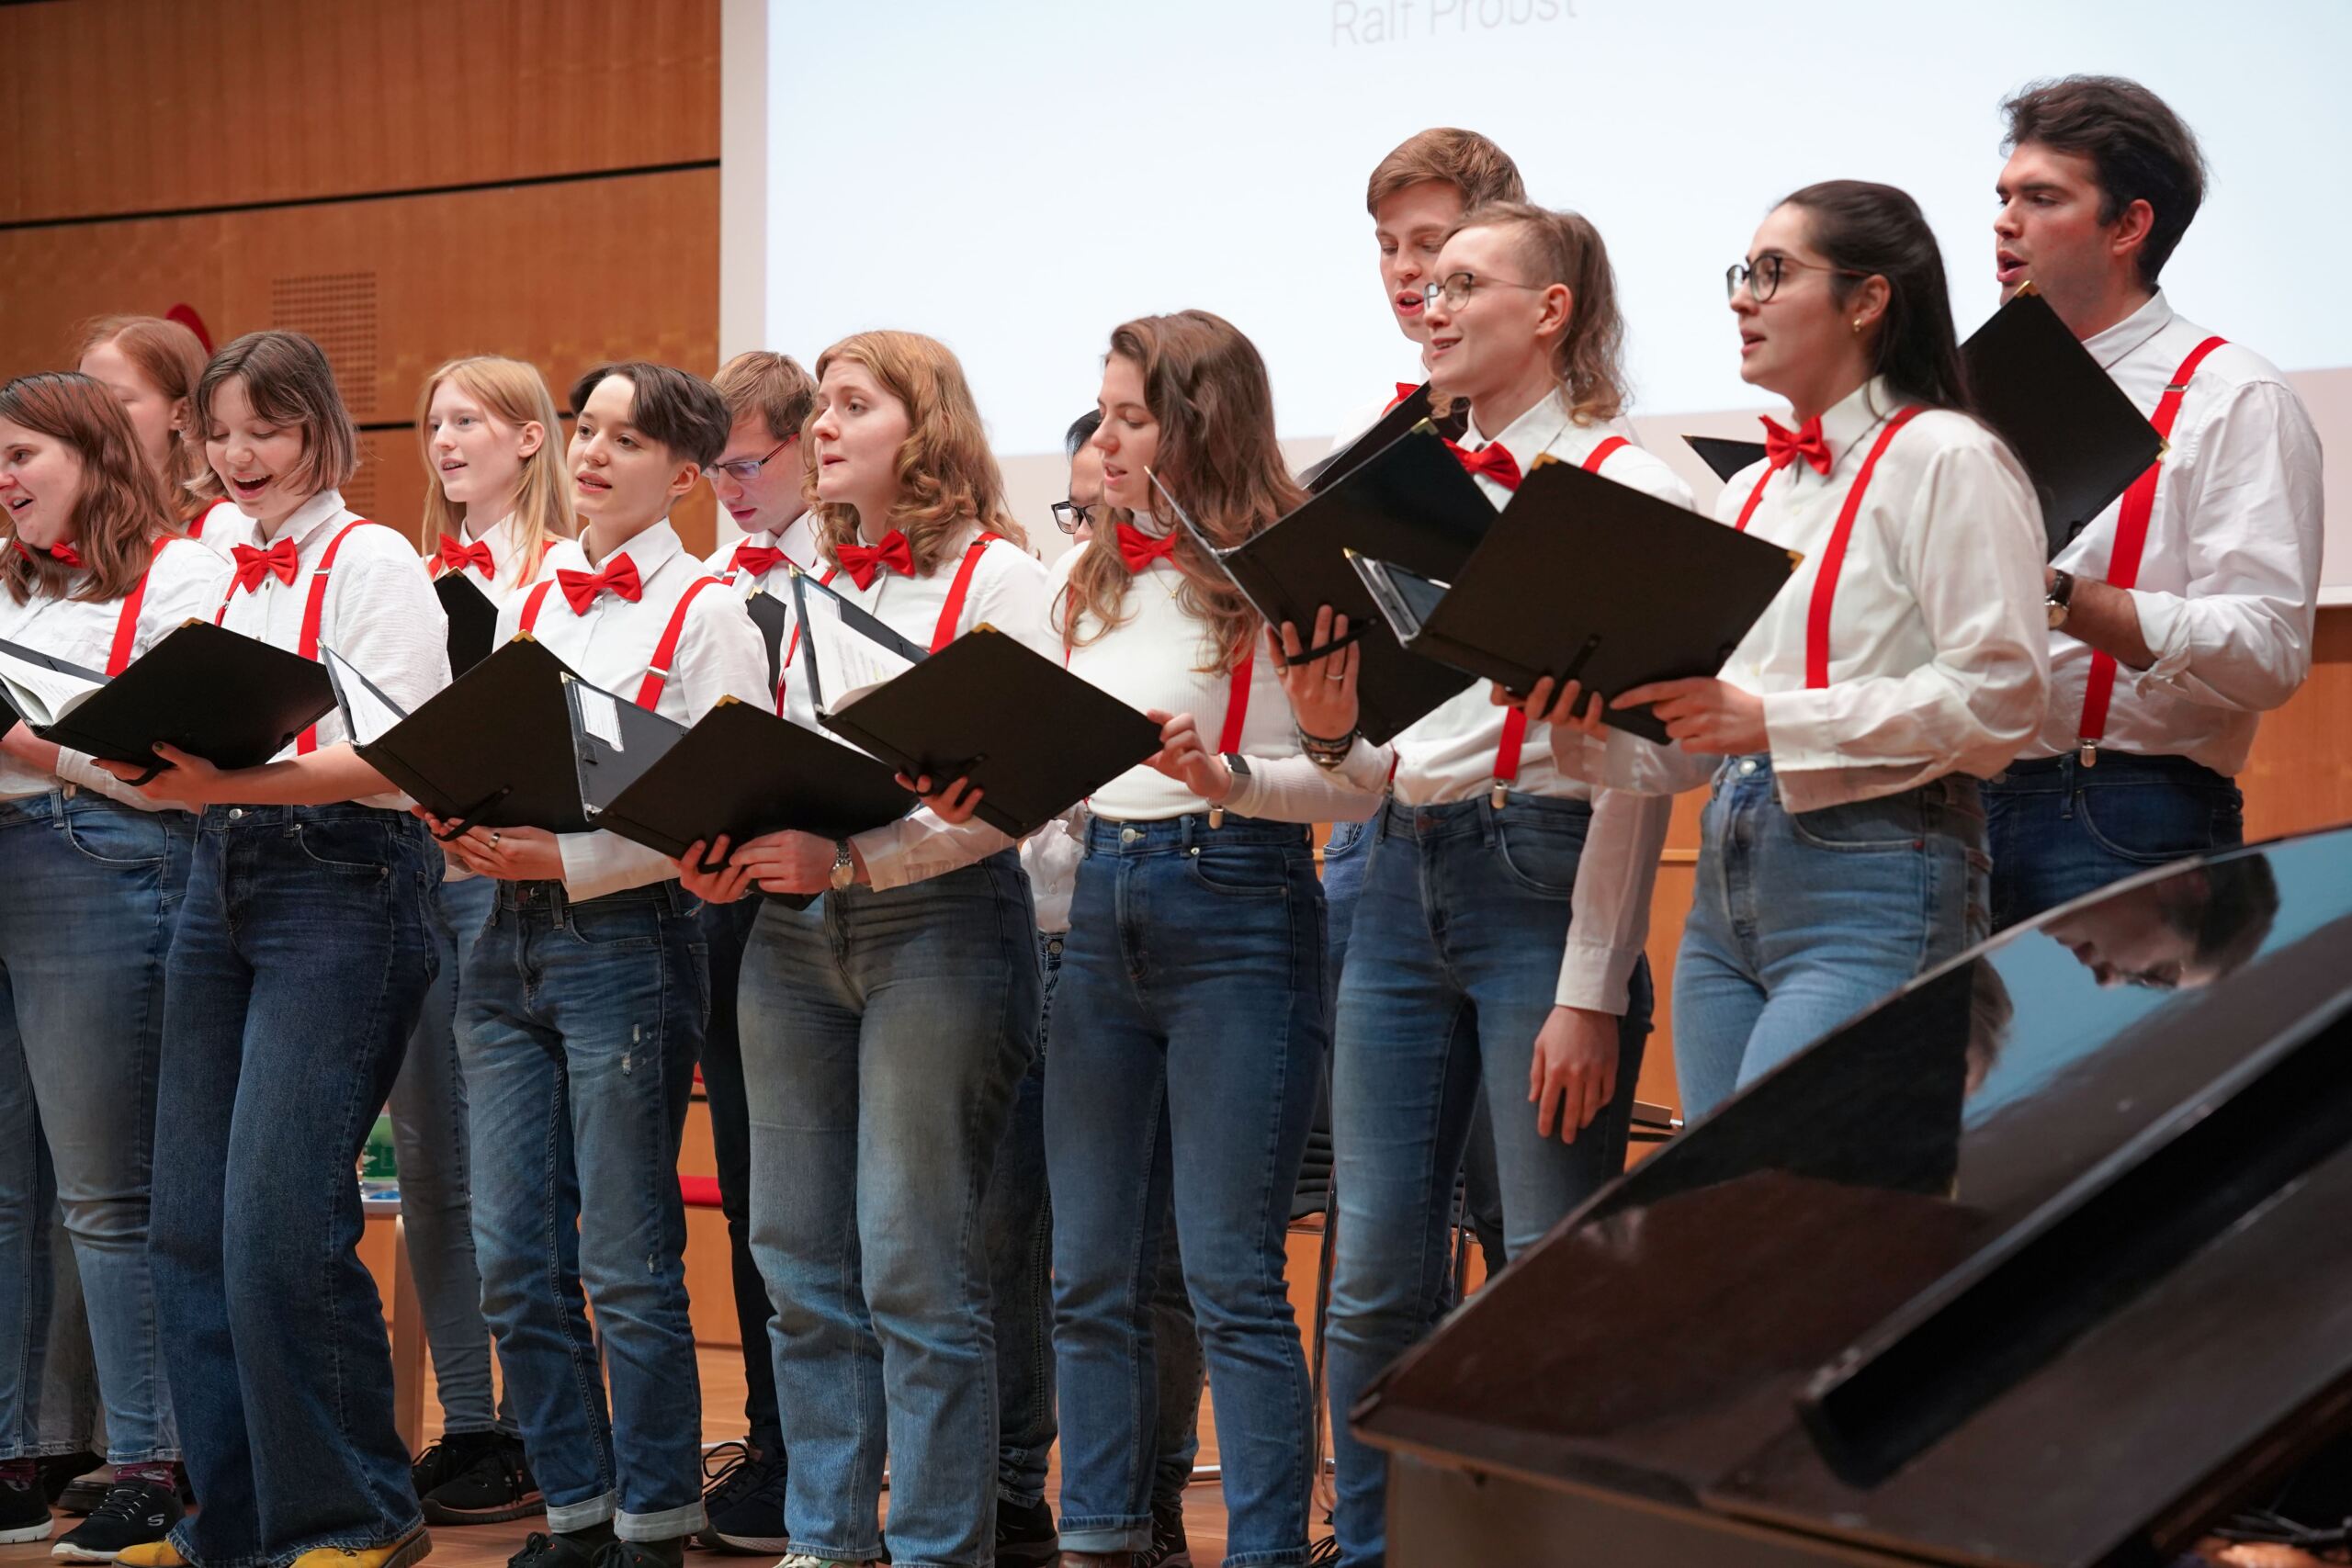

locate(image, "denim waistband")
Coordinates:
496 876 697 917
1710 751 1983 812
1083 812 1310 855
197 801 414 831
1376 790 1592 844
1989 750 2233 789
0 787 193 831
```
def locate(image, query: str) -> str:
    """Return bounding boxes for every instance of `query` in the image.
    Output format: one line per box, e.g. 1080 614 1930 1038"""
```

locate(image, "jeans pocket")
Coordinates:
294 818 393 877
1183 845 1290 897
62 804 168 868
2075 784 2236 866
1492 817 1586 895
1787 793 1926 852
561 901 664 950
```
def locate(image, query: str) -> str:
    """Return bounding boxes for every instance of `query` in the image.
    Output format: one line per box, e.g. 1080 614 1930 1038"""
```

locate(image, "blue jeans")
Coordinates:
385 872 510 1437
986 930 1061 1507
1048 815 1325 1566
1676 756 1988 1121
462 878 708 1542
692 891 783 1456
0 791 191 1464
153 804 438 1568
1325 794 1654 1566
1984 751 2244 931
740 852 1036 1568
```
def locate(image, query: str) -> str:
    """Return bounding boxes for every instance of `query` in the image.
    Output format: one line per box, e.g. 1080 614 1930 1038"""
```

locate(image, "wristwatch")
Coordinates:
830 839 856 891
2046 567 2076 630
1207 752 1250 830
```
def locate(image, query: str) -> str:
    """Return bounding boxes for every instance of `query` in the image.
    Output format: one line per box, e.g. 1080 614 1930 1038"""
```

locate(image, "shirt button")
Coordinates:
1120 827 1141 846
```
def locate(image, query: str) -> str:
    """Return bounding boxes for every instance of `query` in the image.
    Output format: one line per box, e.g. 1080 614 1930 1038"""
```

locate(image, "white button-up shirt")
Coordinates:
1323 389 1685 1015
186 497 261 559
778 521 1053 892
2035 292 2325 773
1554 377 2051 811
1 536 231 807
492 519 769 903
427 510 552 608
702 511 819 599
216 490 451 810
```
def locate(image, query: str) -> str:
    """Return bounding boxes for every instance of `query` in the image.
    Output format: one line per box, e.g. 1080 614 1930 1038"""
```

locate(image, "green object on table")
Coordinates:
361 1111 398 1181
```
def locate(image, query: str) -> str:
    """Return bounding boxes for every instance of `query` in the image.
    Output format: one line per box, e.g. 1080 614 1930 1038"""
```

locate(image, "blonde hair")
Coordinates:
1063 311 1301 673
806 331 1026 574
414 356 576 589
1365 128 1525 217
74 314 210 519
1448 200 1631 425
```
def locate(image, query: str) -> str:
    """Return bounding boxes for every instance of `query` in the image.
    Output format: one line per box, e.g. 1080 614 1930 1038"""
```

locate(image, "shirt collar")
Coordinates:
578 518 684 584
463 511 517 554
2083 289 2175 367
268 489 348 549
1815 376 1905 474
1464 387 1573 457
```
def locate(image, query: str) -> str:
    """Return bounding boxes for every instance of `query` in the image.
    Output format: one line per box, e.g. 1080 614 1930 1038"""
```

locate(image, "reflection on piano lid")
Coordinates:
1359 827 2352 1568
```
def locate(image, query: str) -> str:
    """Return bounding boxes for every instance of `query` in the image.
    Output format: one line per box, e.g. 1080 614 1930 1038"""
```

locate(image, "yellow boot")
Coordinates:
286 1524 431 1568
115 1543 190 1568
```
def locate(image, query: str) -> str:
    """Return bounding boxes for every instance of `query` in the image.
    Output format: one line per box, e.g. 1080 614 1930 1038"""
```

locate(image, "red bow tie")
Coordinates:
231 537 301 593
834 530 915 591
1385 381 1419 412
1761 415 1834 476
557 554 644 615
730 543 786 580
1115 522 1181 573
12 538 83 569
1447 439 1521 491
436 534 495 578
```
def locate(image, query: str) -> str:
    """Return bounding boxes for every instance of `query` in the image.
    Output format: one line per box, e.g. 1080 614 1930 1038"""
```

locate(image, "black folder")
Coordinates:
435 571 501 677
561 683 910 871
795 597 1160 841
1297 381 1468 493
1170 425 1496 745
323 635 592 834
1962 287 2163 557
1348 457 1802 746
742 586 789 695
1683 434 1769 483
0 621 335 770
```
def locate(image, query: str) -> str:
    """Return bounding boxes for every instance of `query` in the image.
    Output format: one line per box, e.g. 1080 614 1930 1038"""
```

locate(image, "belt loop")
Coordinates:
1179 814 1199 852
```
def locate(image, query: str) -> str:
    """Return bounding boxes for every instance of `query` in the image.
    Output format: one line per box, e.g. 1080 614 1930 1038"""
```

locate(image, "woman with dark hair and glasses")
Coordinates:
1050 409 1102 540
1521 180 2049 1121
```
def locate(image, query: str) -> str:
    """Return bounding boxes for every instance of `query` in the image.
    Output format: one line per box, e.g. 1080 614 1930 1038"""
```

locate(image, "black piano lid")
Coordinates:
1357 828 2352 1568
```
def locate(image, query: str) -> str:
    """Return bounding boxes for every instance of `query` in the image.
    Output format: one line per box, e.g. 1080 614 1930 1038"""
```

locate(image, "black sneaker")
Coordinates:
588 1540 684 1568
1135 1495 1193 1568
36 1454 104 1513
410 1432 490 1501
51 1478 182 1562
993 1495 1057 1568
699 1445 788 1555
420 1433 540 1525
507 1531 604 1568
2 1469 55 1544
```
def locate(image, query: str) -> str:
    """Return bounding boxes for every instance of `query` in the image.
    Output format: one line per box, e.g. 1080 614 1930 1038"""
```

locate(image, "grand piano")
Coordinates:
1357 828 2352 1566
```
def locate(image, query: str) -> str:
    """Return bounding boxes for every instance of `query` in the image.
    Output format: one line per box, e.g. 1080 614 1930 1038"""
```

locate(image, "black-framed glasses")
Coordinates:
1419 270 1548 311
1725 253 1871 303
704 434 797 484
1051 500 1098 536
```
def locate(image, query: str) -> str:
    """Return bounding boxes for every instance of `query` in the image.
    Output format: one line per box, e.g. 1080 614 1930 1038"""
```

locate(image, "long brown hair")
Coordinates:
414 356 576 590
74 314 210 519
1064 311 1302 673
0 373 178 606
805 331 1026 575
1447 201 1630 425
190 331 360 506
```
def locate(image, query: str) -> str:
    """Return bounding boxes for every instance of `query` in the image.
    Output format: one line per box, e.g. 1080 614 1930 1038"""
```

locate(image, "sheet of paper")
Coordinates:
321 646 410 746
801 593 916 712
575 684 625 751
0 643 106 728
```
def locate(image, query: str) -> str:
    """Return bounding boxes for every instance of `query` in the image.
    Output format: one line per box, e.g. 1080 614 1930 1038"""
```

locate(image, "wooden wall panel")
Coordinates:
0 167 721 551
0 0 718 224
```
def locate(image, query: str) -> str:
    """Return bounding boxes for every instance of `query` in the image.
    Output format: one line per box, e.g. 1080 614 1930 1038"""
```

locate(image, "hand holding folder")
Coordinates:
0 621 336 775
1347 456 1801 745
322 635 592 836
790 570 1161 840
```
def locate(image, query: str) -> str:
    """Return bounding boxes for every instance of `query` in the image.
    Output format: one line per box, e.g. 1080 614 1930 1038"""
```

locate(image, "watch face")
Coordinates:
2047 602 2069 629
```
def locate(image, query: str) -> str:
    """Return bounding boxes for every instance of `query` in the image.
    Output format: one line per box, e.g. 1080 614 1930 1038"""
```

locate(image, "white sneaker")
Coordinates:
773 1555 874 1568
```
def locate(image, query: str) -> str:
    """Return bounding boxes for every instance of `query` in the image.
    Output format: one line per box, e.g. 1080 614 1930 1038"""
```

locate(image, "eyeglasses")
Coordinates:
1419 270 1549 311
704 434 797 484
1051 500 1098 535
1724 253 1871 303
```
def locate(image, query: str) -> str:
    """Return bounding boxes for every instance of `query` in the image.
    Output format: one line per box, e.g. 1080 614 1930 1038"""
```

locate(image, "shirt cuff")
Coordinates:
1762 686 1849 773
2123 587 2197 687
1556 937 1642 1014
556 829 678 904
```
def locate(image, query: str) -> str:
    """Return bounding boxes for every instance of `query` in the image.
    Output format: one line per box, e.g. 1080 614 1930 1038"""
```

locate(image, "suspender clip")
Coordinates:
1491 780 1509 810
2078 741 2099 769
1206 804 1226 829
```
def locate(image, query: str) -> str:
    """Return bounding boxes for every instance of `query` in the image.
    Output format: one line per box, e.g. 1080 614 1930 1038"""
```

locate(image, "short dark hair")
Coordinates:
1778 180 1973 416
1065 409 1102 461
2167 854 2280 978
2003 75 2208 289
569 361 729 469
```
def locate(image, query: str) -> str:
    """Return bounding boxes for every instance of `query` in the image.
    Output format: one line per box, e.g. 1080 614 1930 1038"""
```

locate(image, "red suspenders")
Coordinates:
104 540 164 678
780 531 1000 684
2074 335 2228 764
212 519 372 754
1487 435 1631 806
517 569 722 710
